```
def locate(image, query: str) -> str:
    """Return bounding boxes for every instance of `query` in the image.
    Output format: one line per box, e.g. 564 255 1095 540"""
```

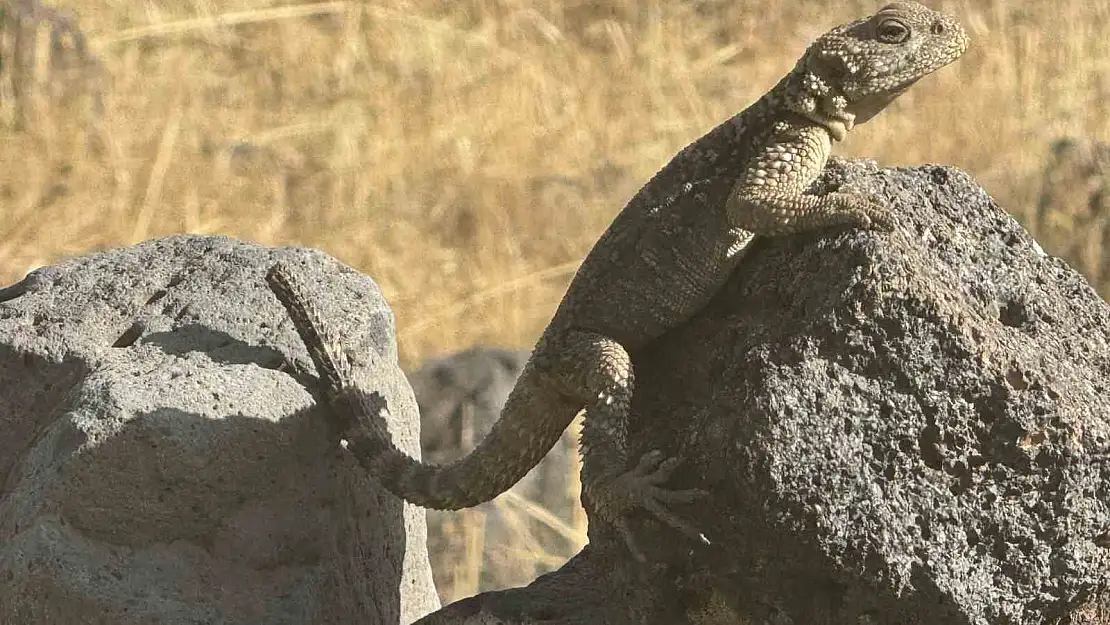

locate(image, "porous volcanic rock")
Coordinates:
0 235 439 624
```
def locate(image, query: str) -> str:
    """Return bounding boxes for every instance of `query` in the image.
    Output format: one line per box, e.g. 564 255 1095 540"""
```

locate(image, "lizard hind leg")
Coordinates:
548 329 709 561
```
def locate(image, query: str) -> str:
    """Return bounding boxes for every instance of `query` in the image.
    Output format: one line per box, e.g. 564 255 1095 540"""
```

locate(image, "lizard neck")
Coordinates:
806 113 851 143
765 66 855 143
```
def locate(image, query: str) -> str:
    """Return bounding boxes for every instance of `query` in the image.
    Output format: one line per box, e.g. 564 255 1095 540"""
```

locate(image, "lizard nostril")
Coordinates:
931 21 946 35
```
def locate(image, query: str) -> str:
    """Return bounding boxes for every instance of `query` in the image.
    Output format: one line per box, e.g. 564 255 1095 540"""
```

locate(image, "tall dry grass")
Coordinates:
3 0 1107 365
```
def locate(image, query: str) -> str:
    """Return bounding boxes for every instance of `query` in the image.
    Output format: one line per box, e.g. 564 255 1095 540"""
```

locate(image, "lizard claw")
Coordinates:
861 196 896 232
590 449 709 561
614 517 647 563
841 189 895 232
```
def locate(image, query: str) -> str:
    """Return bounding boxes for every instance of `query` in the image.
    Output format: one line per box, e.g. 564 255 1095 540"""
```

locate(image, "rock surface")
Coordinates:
0 235 439 624
419 162 1110 624
407 346 582 603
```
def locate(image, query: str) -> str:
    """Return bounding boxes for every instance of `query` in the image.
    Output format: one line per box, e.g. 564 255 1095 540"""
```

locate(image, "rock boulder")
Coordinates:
420 162 1110 624
0 235 439 624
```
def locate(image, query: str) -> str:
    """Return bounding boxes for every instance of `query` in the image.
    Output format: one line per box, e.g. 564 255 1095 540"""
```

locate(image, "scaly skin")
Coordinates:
267 2 969 560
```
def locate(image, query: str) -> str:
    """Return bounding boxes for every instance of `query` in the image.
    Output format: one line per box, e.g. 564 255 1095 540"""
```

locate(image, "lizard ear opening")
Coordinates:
810 47 851 82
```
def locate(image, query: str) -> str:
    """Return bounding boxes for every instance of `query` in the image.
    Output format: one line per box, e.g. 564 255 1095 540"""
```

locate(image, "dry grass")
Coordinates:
2 0 1109 601
3 0 1108 365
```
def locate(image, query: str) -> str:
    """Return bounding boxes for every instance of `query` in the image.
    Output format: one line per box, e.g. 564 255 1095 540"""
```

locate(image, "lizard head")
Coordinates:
785 2 970 141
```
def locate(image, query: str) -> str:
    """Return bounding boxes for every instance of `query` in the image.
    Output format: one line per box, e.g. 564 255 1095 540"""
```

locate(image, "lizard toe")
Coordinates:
614 517 648 563
652 486 709 505
592 452 710 557
627 450 688 485
862 196 897 232
839 189 895 233
640 494 710 546
632 449 666 474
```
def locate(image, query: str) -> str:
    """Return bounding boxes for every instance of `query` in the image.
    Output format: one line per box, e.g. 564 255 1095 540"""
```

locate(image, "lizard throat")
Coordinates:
812 116 851 142
796 110 853 142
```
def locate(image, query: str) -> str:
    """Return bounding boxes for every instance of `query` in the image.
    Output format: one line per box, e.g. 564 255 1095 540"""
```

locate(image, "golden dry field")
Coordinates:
2 0 1107 366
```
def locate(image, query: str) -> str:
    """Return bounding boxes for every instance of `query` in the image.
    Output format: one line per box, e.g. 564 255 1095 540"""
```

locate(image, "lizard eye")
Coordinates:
876 18 910 43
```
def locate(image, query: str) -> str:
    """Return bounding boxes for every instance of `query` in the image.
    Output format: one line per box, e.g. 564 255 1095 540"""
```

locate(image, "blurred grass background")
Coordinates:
2 0 1109 602
3 0 1108 365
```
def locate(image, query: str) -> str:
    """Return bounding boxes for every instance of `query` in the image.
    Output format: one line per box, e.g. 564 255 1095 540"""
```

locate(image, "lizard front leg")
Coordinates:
539 329 707 561
728 185 895 234
726 124 895 235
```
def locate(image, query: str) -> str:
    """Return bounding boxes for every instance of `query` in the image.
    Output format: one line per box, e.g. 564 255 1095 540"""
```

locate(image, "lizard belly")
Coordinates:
564 223 751 346
637 227 752 333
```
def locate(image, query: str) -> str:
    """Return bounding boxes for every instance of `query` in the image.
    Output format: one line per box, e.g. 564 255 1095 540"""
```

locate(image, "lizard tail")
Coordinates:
364 361 577 509
266 262 579 510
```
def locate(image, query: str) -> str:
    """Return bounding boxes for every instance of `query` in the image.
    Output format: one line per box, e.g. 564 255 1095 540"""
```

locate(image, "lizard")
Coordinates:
266 2 969 560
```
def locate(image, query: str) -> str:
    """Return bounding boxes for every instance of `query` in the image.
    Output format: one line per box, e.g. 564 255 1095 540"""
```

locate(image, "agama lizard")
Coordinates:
266 2 969 560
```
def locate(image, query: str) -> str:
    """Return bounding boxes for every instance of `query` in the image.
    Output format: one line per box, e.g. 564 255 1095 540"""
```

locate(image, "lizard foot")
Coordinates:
590 449 709 562
839 188 896 232
860 196 896 232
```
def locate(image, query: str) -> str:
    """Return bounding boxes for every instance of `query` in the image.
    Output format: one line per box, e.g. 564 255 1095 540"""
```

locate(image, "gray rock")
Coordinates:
629 161 1110 624
418 162 1110 624
407 346 581 602
0 235 439 624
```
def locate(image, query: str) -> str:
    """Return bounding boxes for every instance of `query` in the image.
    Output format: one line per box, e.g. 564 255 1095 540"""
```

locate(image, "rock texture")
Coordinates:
419 162 1110 624
407 346 582 603
0 235 439 624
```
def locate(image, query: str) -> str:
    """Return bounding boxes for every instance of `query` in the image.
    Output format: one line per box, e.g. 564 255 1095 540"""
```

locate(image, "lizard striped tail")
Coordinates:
265 264 350 393
266 262 578 510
